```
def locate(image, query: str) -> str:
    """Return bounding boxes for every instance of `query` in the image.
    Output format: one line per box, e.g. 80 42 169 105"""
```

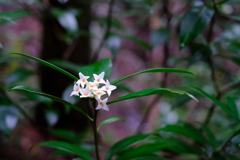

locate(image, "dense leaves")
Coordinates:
180 7 214 48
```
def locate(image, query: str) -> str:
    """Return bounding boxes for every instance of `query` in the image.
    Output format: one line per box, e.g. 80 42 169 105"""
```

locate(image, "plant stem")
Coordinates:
92 101 100 160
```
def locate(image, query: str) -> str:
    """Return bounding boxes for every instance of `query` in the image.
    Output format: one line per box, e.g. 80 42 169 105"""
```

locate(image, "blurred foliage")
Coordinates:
0 0 240 160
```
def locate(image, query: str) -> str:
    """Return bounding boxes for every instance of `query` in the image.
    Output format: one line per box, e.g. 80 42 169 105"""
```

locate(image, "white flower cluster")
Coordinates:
70 72 116 111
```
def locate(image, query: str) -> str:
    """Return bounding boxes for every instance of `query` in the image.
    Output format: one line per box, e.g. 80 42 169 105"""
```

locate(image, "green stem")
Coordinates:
93 101 100 160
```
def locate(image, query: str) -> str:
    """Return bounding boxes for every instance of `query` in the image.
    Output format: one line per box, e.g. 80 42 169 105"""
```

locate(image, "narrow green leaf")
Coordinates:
107 88 198 105
50 129 79 142
201 124 217 148
188 85 234 118
78 58 112 81
97 117 125 131
49 59 81 73
8 86 93 121
31 141 93 160
117 154 169 160
105 134 149 160
117 138 203 160
180 7 214 49
111 68 194 85
227 97 240 120
156 124 208 144
0 11 30 24
9 53 78 81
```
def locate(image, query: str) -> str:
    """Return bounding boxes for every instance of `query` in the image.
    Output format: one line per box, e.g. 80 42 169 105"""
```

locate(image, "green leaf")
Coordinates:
0 11 30 24
105 134 149 160
97 117 125 131
8 86 93 121
31 141 93 160
179 7 214 49
150 28 169 46
9 53 78 81
117 138 203 159
50 129 79 142
188 85 234 118
78 58 112 81
227 97 240 120
201 124 217 148
49 59 81 73
107 88 198 105
118 154 169 160
111 68 194 85
156 124 208 144
115 84 133 93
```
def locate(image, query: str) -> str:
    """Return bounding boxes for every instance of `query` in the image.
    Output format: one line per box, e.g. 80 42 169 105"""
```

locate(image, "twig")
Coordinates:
92 101 100 160
91 0 115 62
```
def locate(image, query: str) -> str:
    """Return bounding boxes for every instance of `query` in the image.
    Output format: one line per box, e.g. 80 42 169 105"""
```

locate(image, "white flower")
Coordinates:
79 86 94 98
70 84 81 96
95 98 109 111
93 89 105 98
93 72 106 84
88 82 98 91
77 72 89 87
101 79 117 96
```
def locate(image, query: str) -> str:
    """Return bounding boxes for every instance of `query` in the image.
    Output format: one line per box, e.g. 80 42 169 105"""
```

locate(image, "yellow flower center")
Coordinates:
84 93 88 96
82 79 85 82
97 92 101 95
106 87 109 90
100 102 104 106
90 85 94 87
97 79 100 82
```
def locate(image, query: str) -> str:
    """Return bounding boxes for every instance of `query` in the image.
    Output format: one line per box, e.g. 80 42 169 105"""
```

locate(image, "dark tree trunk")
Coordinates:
35 0 92 132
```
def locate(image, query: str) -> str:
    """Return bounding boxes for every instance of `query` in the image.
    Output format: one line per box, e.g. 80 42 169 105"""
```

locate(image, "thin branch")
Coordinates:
92 101 100 160
91 0 115 62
